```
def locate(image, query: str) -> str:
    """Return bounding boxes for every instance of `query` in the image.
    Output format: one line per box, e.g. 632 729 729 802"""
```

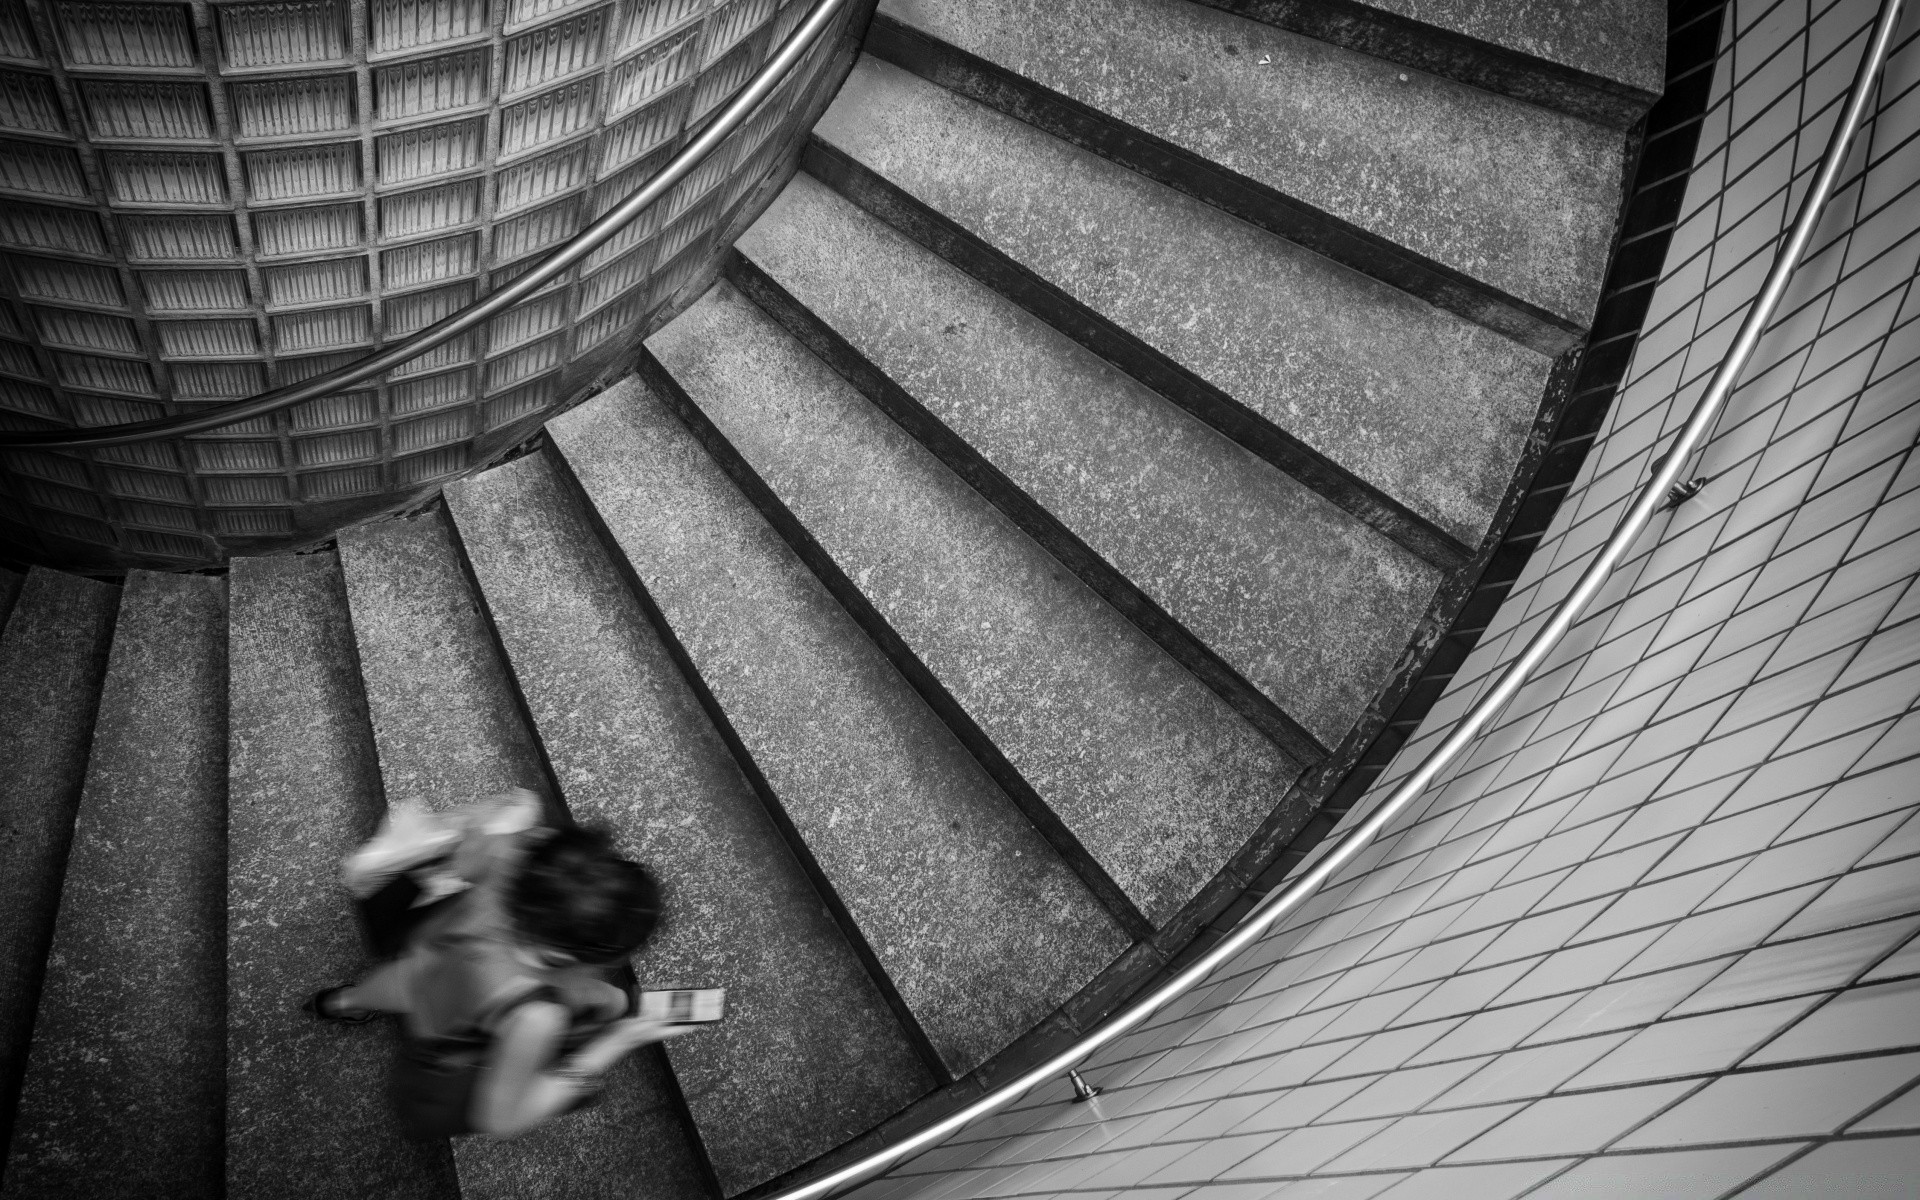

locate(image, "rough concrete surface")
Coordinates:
4 572 226 1200
0 568 116 1156
740 175 1445 749
338 508 714 1200
445 452 932 1196
1363 0 1666 96
813 56 1551 543
649 284 1300 928
882 0 1624 326
339 509 549 811
226 553 460 1200
552 379 1132 1078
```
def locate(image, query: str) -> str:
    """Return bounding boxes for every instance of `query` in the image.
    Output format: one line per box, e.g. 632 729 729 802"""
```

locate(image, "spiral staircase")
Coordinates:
0 0 1667 1197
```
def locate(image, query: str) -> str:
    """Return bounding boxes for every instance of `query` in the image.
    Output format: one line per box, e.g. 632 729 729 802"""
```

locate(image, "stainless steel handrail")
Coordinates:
763 1 1908 1196
0 0 850 451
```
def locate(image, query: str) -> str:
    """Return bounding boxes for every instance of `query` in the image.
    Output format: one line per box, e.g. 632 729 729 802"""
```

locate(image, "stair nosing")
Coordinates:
800 135 1478 575
723 246 1333 769
866 15 1588 358
632 347 1159 943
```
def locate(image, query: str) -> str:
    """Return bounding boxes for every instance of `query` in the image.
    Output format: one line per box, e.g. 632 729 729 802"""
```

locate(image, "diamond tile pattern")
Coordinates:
0 0 853 569
851 1 1920 1195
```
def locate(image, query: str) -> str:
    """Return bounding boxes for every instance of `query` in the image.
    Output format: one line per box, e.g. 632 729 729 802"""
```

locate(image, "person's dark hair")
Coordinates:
508 825 661 964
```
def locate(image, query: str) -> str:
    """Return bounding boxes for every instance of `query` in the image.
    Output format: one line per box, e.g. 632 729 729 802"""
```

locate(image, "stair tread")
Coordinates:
338 510 714 1200
339 511 549 810
0 568 116 1156
445 452 933 1197
1328 0 1664 98
738 173 1447 750
879 0 1625 328
226 553 461 1200
5 571 225 1199
552 379 1133 1079
648 283 1301 929
811 55 1553 545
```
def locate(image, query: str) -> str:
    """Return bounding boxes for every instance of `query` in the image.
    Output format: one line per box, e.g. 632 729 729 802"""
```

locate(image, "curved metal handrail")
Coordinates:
763 1 1907 1196
0 0 850 451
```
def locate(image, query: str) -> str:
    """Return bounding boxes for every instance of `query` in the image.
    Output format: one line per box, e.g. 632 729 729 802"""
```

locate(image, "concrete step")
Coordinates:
444 452 933 1197
4 571 226 1199
1187 0 1664 128
549 377 1133 1080
0 568 116 1158
869 0 1625 350
644 282 1301 932
807 54 1553 556
337 508 716 1200
226 553 460 1200
734 172 1446 754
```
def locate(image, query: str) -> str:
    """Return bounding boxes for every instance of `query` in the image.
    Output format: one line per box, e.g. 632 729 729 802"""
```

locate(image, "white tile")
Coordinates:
1444 1081 1696 1160
1747 978 1920 1063
1371 1158 1573 1200
1225 1076 1374 1136
1319 1104 1524 1173
1406 994 1579 1065
1215 1119 1394 1179
1466 899 1610 970
1425 1034 1631 1110
1523 960 1728 1044
1567 995 1823 1089
1861 926 1920 982
1672 916 1920 1015
1495 929 1668 1006
1849 1080 1920 1132
1617 1053 1920 1148
1620 884 1823 977
1729 1135 1920 1199
1523 1143 1806 1199
1706 811 1908 909
1778 762 1919 841
1770 859 1919 939
1319 1057 1492 1123
1580 862 1747 941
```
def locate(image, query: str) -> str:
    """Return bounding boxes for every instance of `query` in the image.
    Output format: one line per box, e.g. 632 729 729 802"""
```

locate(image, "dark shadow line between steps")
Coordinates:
799 137 1478 577
722 249 1331 769
0 575 119 1188
1185 0 1660 130
865 15 1588 360
539 440 960 1090
435 487 734 1200
630 349 1159 946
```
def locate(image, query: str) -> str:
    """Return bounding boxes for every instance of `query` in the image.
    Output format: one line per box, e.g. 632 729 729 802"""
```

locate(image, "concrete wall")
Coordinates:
850 0 1920 1194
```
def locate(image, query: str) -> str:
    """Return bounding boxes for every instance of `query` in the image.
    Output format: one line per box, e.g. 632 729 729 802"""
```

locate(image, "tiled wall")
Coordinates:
851 0 1920 1195
0 0 853 570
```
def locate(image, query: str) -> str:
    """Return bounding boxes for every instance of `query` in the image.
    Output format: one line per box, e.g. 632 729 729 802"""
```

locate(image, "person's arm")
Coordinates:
470 1001 693 1137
